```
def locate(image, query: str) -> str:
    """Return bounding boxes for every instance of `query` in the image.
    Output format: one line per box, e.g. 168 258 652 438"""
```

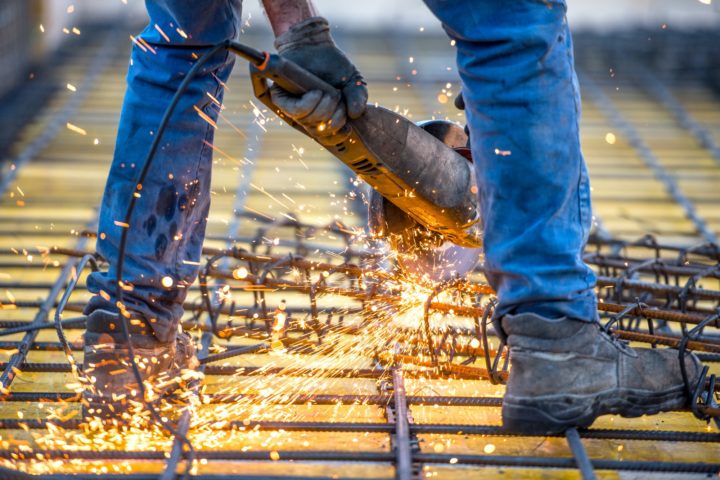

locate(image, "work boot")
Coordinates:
501 313 702 434
81 309 200 422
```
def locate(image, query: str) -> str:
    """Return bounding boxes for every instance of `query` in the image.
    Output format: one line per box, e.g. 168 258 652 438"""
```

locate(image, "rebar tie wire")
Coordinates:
679 308 720 428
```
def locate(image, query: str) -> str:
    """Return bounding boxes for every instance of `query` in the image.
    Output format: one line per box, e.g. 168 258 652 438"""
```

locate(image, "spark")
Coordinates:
66 123 86 136
154 24 171 42
217 110 247 138
202 140 247 166
232 267 249 280
129 35 147 52
243 206 275 221
206 92 222 107
249 183 290 210
193 106 218 129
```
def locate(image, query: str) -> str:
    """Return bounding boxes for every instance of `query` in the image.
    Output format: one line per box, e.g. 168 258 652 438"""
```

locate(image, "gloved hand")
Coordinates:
270 17 367 143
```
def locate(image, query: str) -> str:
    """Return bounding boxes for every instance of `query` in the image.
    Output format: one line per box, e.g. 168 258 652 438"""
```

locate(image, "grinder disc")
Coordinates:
368 120 482 283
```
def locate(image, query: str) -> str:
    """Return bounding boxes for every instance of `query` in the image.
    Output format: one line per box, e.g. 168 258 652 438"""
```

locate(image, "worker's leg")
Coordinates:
86 0 242 343
423 0 596 325
423 0 700 434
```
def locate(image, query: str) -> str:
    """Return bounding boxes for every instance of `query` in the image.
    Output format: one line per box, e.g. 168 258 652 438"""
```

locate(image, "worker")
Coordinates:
83 0 700 433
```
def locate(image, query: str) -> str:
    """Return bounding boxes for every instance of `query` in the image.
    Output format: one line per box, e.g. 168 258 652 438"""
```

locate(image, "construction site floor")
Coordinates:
0 22 718 479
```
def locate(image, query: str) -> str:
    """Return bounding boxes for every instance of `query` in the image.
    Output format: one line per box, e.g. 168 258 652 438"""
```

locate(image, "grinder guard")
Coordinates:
368 120 482 282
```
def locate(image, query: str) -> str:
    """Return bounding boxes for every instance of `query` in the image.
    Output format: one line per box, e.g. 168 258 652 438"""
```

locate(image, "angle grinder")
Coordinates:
227 40 482 281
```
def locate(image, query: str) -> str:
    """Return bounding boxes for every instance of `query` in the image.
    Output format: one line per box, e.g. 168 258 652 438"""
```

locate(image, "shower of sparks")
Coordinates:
0 38 506 473
4 235 497 474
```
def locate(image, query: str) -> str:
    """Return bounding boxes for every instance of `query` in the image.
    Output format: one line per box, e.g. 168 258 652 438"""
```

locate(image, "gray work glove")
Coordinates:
270 17 368 143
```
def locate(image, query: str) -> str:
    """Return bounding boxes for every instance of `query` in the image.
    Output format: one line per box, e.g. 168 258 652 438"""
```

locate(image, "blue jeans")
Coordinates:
87 0 242 342
424 0 597 326
88 0 597 343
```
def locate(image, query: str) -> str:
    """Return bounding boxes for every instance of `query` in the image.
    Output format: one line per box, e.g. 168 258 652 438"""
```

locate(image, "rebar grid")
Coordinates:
2 23 720 480
0 227 718 479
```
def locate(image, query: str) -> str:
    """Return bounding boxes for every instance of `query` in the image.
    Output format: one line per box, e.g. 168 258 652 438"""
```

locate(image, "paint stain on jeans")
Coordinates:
155 234 168 259
143 214 157 236
156 184 176 220
178 193 189 212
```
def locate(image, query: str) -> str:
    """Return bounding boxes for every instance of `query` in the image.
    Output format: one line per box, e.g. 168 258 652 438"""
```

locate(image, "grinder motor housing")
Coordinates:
247 56 481 250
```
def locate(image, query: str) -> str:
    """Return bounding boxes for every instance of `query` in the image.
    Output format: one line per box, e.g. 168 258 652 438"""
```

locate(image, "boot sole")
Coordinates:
502 386 687 435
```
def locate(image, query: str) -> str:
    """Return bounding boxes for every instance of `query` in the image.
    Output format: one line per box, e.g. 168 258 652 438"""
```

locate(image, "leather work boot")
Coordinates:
501 313 702 435
81 309 200 422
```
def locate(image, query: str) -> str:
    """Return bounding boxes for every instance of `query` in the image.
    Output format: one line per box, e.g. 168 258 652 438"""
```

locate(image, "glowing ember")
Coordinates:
232 267 249 279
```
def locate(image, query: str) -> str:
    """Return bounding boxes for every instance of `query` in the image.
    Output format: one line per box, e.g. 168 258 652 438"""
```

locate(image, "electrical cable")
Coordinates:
112 41 231 477
105 38 271 479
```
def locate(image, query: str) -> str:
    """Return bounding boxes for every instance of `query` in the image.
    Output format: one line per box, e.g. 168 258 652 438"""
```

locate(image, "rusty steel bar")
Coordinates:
566 427 597 480
585 253 720 279
1 449 719 474
391 368 413 480
0 222 93 392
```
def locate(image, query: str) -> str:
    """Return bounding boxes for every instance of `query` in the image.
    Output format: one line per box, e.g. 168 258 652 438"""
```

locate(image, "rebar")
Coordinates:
2 26 720 477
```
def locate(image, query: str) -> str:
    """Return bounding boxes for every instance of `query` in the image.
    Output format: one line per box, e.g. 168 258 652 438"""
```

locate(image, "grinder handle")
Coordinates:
249 53 341 132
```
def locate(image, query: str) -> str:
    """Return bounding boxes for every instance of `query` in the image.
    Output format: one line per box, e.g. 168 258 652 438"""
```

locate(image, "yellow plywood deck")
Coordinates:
0 24 718 479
